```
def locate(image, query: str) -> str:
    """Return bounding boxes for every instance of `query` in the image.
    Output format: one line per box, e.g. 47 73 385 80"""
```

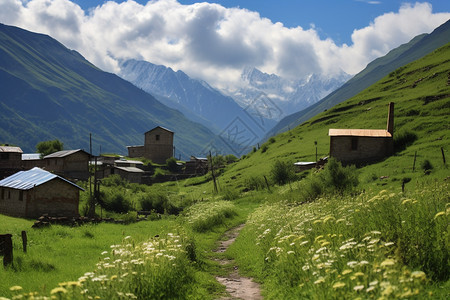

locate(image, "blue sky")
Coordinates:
1 0 449 88
73 0 450 45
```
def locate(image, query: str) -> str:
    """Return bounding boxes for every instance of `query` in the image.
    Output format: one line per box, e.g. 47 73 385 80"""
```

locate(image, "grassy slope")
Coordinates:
268 19 450 138
0 24 228 157
218 43 450 192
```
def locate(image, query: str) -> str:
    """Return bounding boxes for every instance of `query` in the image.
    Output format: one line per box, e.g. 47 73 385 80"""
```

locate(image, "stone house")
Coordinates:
0 146 23 179
185 156 208 175
329 102 394 165
0 167 83 218
43 149 90 181
127 126 174 164
94 158 145 184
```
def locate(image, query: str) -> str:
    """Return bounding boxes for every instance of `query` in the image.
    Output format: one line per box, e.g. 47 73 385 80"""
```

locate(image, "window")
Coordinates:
155 134 160 141
351 137 358 151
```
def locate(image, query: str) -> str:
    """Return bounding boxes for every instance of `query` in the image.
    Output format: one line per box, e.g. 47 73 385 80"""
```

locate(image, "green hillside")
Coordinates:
217 42 450 191
0 24 228 157
268 19 450 138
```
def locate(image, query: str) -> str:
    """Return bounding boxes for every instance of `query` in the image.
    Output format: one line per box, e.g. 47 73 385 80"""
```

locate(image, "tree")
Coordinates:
166 157 179 173
36 139 64 156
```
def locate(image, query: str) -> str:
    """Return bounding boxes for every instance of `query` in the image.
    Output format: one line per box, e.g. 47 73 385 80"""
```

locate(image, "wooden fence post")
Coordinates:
441 147 446 165
0 234 13 267
22 231 27 253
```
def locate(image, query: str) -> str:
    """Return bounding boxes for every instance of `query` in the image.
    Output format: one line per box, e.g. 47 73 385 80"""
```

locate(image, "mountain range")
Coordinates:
0 23 232 159
267 19 450 138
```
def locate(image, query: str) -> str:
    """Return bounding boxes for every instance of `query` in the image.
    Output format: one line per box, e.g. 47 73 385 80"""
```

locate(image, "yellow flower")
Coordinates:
434 211 445 220
50 287 67 295
411 271 426 280
314 277 325 284
9 286 22 292
333 282 345 289
401 199 412 205
380 259 395 267
67 281 81 287
321 241 330 247
312 254 320 261
382 285 394 296
110 275 118 280
342 269 352 275
315 235 324 242
354 272 364 277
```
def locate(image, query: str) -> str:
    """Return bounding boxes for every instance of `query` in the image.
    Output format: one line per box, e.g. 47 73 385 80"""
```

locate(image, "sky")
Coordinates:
1 0 449 89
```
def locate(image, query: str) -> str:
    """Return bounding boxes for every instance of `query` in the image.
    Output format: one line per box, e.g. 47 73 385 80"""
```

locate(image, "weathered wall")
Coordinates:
144 128 174 164
127 146 145 158
0 187 27 217
44 152 89 180
0 180 79 218
330 136 393 164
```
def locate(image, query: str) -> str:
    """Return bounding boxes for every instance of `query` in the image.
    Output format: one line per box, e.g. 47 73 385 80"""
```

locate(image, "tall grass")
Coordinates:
184 201 237 232
230 181 448 299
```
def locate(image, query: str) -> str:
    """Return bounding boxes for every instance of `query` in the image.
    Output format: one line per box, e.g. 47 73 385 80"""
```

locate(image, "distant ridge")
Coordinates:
0 24 230 158
267 19 450 138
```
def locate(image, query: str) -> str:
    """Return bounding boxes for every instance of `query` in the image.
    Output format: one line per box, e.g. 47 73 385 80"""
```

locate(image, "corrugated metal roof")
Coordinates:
294 162 316 166
0 146 23 153
0 167 84 191
44 149 89 159
329 129 392 138
115 166 144 173
115 159 144 165
22 153 41 160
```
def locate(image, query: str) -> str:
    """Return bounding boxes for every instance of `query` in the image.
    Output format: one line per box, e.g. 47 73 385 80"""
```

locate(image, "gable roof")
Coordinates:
44 149 90 159
0 167 84 191
0 146 23 153
328 129 392 138
146 126 174 134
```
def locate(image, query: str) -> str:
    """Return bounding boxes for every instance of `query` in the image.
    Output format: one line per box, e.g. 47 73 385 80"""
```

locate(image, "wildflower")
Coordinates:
401 199 412 205
382 285 395 296
366 286 376 293
353 285 364 291
369 280 379 286
50 287 67 295
359 260 369 265
315 235 324 242
9 286 22 292
380 259 395 267
354 272 364 277
110 275 118 280
287 251 295 255
371 231 381 235
321 241 330 247
300 240 309 246
312 254 320 261
434 211 445 220
342 269 352 275
347 261 358 268
101 251 108 255
314 277 325 284
384 242 395 247
333 282 345 289
411 271 426 280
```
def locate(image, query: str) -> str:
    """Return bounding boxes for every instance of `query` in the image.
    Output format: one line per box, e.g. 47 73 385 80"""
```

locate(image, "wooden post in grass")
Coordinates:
21 231 27 253
412 151 417 172
0 234 13 267
441 147 446 165
264 175 271 192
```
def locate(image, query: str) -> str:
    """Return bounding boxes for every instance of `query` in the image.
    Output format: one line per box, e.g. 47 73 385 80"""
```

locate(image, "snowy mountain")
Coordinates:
225 67 351 121
118 59 277 156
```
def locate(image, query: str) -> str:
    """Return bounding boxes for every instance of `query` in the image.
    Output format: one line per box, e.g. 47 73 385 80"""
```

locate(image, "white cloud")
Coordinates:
1 0 449 88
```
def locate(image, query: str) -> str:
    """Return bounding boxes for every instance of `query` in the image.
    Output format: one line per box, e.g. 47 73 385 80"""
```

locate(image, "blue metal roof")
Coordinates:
0 167 84 191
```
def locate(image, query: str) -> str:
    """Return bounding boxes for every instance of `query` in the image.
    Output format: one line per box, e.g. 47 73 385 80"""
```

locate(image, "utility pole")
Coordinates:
209 151 218 193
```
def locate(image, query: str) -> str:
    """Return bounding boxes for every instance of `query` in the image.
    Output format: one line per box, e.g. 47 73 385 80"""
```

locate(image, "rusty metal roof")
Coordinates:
328 129 392 137
44 149 89 159
0 146 23 153
0 167 84 191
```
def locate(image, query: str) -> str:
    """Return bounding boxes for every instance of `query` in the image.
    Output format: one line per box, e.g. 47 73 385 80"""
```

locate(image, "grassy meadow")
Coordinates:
0 44 449 299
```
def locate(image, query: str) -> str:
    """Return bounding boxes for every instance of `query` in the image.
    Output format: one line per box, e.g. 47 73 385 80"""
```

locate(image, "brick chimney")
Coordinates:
386 102 394 136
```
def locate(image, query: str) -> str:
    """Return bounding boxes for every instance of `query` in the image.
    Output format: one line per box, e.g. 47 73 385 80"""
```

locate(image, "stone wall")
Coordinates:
330 136 393 165
0 180 79 218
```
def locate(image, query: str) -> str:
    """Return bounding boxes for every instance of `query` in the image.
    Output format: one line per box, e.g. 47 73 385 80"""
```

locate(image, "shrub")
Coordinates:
321 158 358 192
140 192 180 215
166 157 179 173
421 159 433 174
101 189 132 213
271 160 295 185
394 130 417 152
101 174 129 187
153 168 166 180
268 137 276 143
221 188 239 200
261 144 268 153
225 154 238 163
245 175 266 191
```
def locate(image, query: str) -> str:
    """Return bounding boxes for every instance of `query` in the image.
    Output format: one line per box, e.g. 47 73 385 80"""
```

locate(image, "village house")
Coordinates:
43 149 90 181
94 158 145 184
127 126 174 164
0 167 83 218
329 102 394 165
0 146 23 179
184 156 208 175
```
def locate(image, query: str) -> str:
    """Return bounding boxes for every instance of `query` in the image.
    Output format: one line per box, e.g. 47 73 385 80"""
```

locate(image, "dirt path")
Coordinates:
213 224 263 300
